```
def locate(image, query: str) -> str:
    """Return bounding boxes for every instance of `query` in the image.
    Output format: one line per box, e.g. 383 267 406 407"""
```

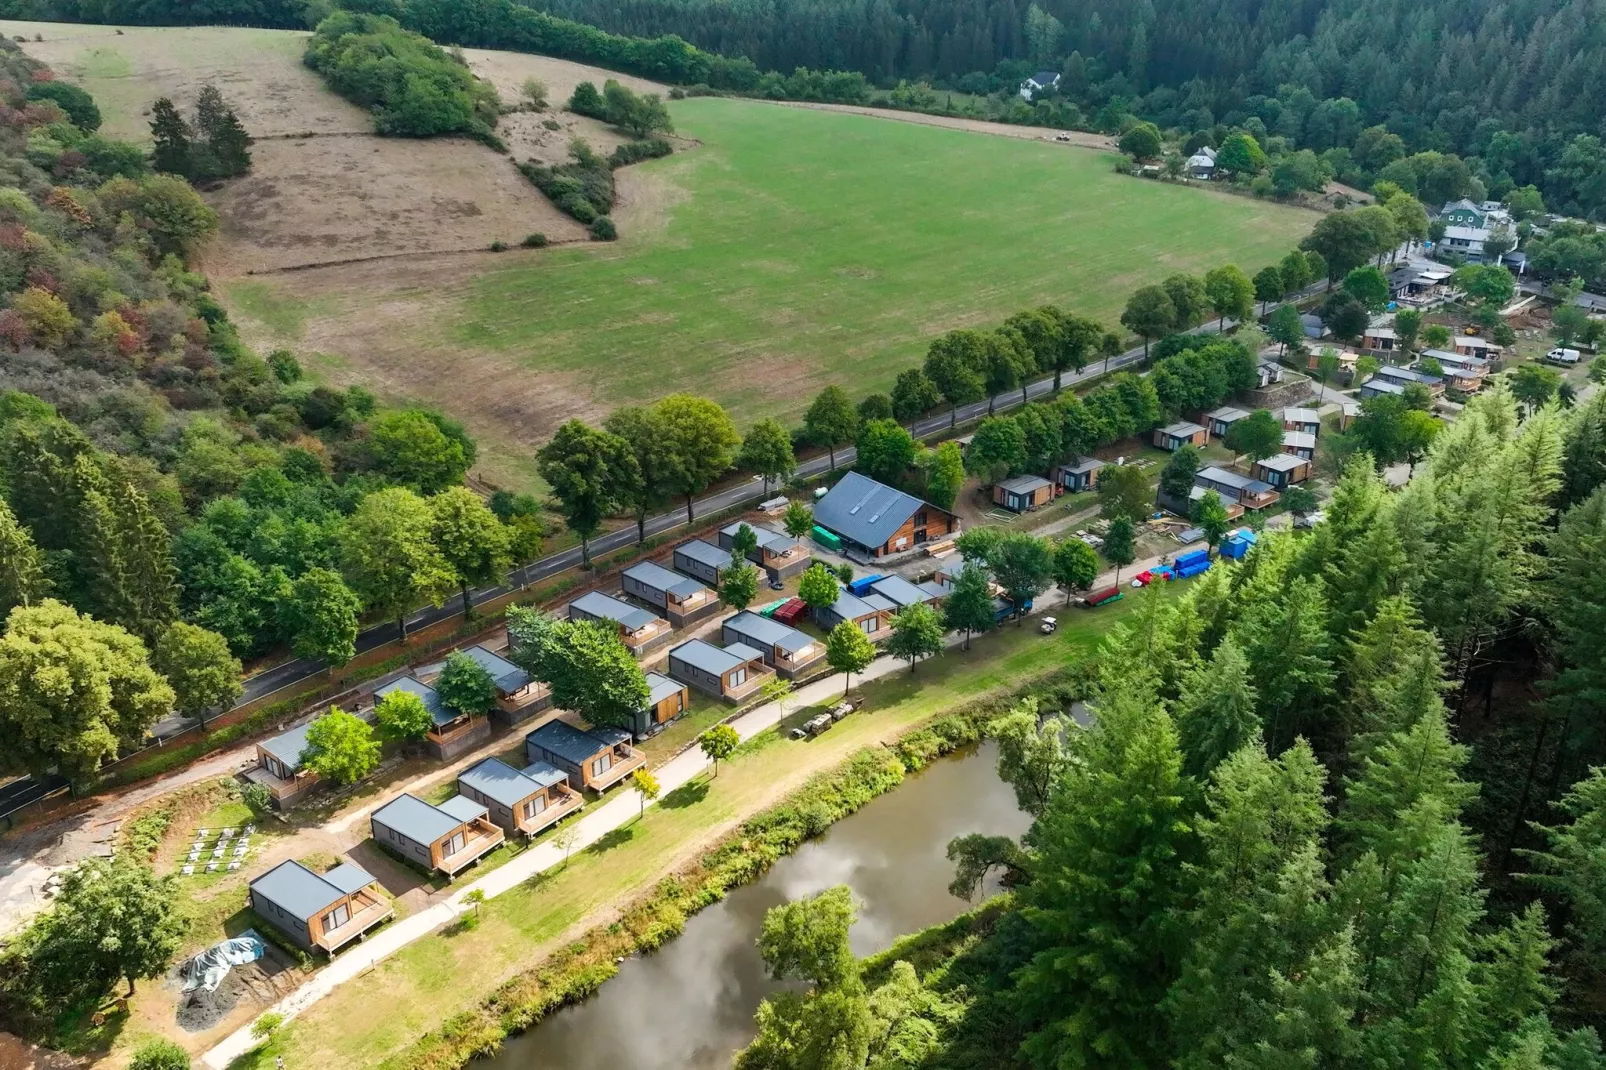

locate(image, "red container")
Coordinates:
773 598 808 625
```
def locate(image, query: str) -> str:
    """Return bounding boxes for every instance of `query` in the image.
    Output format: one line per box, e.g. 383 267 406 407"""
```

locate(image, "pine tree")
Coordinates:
1230 575 1336 753
193 84 252 178
1473 903 1558 1053
1174 636 1261 777
0 499 49 619
108 479 178 641
148 97 192 178
68 456 134 625
1339 707 1476 867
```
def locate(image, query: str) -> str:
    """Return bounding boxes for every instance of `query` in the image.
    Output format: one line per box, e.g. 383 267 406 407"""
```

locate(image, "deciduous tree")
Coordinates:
537 419 638 566
943 562 995 650
803 386 858 468
736 418 797 494
699 723 739 777
1097 462 1152 520
886 601 944 670
657 394 741 522
1122 285 1176 359
1052 536 1099 602
436 650 496 715
797 562 841 613
923 440 965 509
279 567 361 667
1204 264 1255 322
1225 408 1284 463
151 622 241 729
340 487 455 638
855 418 916 486
507 609 649 731
989 531 1053 619
891 367 942 420
301 709 381 786
1103 514 1136 583
825 620 876 694
429 486 512 619
374 689 433 742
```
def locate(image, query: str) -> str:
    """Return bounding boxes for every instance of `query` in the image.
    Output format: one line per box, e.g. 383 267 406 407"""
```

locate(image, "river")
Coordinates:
480 741 1029 1070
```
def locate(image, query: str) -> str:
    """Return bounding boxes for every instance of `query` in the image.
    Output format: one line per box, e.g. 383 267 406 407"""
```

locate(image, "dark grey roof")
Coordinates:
1030 70 1058 84
1257 453 1307 471
417 645 530 695
998 475 1052 495
861 593 898 613
322 861 377 896
725 612 817 655
645 671 687 707
1425 348 1487 368
1197 466 1276 495
260 719 316 772
375 676 453 728
437 795 487 825
826 590 877 620
526 720 608 765
1059 455 1105 474
459 757 545 810
1159 421 1206 438
869 575 940 608
721 522 797 553
674 539 732 570
519 760 570 789
624 560 708 599
1377 365 1443 386
569 590 660 631
250 859 347 921
592 726 633 747
372 793 462 845
1362 377 1407 395
671 638 755 676
812 472 932 551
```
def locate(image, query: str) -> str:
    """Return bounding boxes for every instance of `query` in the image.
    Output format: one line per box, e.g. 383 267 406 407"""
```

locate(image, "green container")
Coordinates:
811 525 842 550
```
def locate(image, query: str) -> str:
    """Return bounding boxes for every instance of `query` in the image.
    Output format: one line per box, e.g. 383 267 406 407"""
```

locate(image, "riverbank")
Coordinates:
219 591 1162 1070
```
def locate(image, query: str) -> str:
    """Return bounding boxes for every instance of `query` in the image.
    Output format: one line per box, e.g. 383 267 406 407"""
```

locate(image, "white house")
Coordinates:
1186 146 1216 179
1019 71 1060 101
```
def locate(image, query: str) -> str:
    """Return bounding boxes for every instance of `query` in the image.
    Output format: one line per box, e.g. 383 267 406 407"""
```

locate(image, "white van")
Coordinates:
1547 347 1582 364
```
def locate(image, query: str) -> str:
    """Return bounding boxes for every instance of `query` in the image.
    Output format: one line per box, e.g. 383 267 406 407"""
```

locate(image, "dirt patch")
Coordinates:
199 135 583 275
172 947 302 1034
0 1033 86 1069
8 22 367 142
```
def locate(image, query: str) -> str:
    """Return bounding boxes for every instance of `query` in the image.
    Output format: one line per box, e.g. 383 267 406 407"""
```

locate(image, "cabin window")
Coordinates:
524 795 548 819
444 831 465 857
591 752 612 778
730 667 747 688
859 617 877 636
322 902 350 932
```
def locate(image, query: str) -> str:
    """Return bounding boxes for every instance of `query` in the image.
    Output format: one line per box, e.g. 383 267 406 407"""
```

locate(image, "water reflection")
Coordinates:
481 740 1028 1070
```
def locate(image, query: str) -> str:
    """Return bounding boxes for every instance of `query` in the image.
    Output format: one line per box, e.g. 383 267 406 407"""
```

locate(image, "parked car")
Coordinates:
1547 347 1582 364
1039 616 1058 635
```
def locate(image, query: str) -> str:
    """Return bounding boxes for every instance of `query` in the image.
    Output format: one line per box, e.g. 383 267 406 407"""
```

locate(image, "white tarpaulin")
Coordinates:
183 933 265 993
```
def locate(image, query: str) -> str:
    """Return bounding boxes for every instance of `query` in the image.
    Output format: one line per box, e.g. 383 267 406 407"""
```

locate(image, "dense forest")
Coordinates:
736 383 1606 1070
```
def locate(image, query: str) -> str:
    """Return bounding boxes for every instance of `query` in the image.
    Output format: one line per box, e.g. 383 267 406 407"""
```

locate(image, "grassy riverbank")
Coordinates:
222 591 1166 1069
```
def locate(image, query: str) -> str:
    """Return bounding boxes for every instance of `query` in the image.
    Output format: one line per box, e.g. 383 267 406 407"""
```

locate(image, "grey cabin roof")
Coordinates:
372 793 466 845
827 589 877 620
526 720 609 765
1059 455 1105 474
674 539 734 570
251 859 369 921
260 719 316 772
569 590 660 631
1377 365 1443 386
591 726 632 747
1257 453 1307 472
1207 406 1250 423
1197 466 1276 495
1159 421 1207 438
644 671 687 707
418 644 530 695
812 471 934 550
374 676 453 727
623 560 708 599
869 574 941 608
1300 314 1328 337
1361 377 1407 395
721 522 796 553
1283 407 1320 424
724 611 817 655
1453 334 1498 349
671 638 762 676
459 757 547 810
997 475 1052 495
519 760 570 789
1283 431 1317 450
437 795 487 825
1425 348 1487 368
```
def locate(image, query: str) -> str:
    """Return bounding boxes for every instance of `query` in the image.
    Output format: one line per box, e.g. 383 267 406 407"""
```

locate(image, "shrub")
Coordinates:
521 232 548 247
130 1038 190 1070
608 138 672 168
27 81 101 130
252 1011 284 1039
541 119 561 131
588 216 616 241
241 781 272 816
489 239 508 252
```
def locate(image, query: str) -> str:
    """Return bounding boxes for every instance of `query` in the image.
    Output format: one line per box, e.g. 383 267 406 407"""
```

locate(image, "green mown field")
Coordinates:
454 97 1318 423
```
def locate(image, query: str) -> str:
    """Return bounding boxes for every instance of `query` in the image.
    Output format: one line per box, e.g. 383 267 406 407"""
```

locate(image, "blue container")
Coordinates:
1174 549 1210 571
847 574 885 596
1177 558 1213 578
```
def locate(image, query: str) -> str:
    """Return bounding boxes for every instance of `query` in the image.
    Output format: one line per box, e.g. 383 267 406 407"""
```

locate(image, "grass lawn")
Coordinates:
226 586 1175 1069
454 98 1317 428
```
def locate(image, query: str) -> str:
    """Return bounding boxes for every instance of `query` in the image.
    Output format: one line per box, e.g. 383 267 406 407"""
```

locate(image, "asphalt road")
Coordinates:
237 306 1287 708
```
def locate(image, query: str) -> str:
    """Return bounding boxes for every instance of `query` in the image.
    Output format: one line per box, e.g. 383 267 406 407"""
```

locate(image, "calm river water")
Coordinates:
480 740 1029 1070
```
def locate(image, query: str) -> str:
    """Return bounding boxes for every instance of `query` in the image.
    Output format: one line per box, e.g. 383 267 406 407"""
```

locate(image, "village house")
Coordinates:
415 644 550 729
1195 465 1280 510
1055 456 1104 493
721 611 826 678
1254 452 1312 488
1186 146 1216 179
815 587 898 642
1300 313 1330 340
370 792 504 879
811 472 958 559
719 522 811 581
1427 349 1490 391
865 574 946 611
1282 407 1321 436
634 672 691 738
1359 376 1408 399
1454 335 1503 361
1282 430 1316 459
456 756 582 838
373 675 490 761
1441 198 1511 230
1019 70 1060 100
1206 406 1251 439
993 474 1058 512
566 590 673 658
667 638 775 703
524 720 646 791
1153 421 1209 451
1256 359 1285 388
1306 348 1359 382
1361 325 1398 355
672 539 736 587
246 718 323 809
1387 261 1455 307
248 859 393 955
620 560 721 628
1374 364 1445 397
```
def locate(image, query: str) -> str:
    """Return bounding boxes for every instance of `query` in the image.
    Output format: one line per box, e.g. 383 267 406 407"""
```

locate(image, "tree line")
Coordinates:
735 380 1606 1070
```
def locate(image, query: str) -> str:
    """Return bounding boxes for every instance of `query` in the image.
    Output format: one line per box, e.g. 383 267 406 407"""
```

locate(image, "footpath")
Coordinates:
201 548 1194 1070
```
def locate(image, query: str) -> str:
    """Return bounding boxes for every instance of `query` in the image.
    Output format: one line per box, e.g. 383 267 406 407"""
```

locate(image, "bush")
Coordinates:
588 216 616 241
27 81 101 130
489 239 508 251
541 119 561 131
252 1011 284 1039
241 781 272 816
521 232 548 247
130 1038 190 1070
608 138 672 168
